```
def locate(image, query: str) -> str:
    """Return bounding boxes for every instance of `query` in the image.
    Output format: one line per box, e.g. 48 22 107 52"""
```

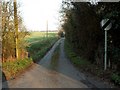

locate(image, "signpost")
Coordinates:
101 19 112 70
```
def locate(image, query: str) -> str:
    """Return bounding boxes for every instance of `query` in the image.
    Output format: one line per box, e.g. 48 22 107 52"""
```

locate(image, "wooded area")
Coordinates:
2 0 29 61
1 0 58 80
60 1 120 85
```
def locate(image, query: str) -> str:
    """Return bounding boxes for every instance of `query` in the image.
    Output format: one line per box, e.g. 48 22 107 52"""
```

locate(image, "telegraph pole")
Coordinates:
14 0 19 59
46 20 48 38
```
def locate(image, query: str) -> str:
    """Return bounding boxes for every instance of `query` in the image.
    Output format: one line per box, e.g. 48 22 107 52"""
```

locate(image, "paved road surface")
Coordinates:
2 38 88 88
2 38 114 88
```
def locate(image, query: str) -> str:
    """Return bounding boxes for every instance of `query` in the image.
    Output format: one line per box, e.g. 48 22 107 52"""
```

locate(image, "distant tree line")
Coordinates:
60 1 120 73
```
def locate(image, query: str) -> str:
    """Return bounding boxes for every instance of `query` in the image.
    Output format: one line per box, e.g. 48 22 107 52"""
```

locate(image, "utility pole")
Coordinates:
46 20 48 38
14 0 19 59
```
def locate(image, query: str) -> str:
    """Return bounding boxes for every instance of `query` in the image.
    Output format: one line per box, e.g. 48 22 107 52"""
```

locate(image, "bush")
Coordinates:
108 46 120 72
111 73 120 85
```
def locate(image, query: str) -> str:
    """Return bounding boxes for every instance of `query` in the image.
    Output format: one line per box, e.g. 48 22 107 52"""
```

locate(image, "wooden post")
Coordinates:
14 0 19 59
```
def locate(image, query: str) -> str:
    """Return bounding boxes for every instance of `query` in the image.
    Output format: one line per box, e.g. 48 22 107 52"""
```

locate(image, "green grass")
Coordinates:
64 40 105 74
64 40 90 67
26 31 57 39
26 32 58 62
64 40 106 74
64 40 120 86
2 58 33 80
2 32 58 80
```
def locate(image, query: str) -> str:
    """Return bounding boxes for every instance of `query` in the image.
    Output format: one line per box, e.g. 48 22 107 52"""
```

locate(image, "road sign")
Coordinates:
101 18 112 70
101 19 112 30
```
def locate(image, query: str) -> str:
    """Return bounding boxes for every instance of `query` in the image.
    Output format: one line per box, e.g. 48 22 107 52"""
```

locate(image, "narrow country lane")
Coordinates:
2 0 120 89
2 38 113 88
2 38 88 88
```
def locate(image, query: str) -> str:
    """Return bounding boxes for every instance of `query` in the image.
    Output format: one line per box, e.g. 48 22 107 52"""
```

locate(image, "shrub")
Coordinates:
111 73 120 85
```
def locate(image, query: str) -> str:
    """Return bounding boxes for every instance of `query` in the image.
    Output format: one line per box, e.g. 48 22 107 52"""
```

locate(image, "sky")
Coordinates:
18 0 62 31
8 0 118 31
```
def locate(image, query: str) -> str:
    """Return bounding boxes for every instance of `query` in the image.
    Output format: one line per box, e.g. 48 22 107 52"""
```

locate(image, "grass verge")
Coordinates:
64 40 91 69
27 37 58 63
2 58 33 80
2 32 58 80
64 40 120 87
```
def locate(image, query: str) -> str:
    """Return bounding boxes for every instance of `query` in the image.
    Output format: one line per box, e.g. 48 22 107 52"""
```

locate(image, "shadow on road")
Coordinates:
36 38 91 87
35 38 114 88
5 38 115 88
2 71 9 90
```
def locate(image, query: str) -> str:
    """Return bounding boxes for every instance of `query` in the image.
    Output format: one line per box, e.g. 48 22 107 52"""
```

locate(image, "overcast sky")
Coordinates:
18 0 62 31
10 0 119 31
